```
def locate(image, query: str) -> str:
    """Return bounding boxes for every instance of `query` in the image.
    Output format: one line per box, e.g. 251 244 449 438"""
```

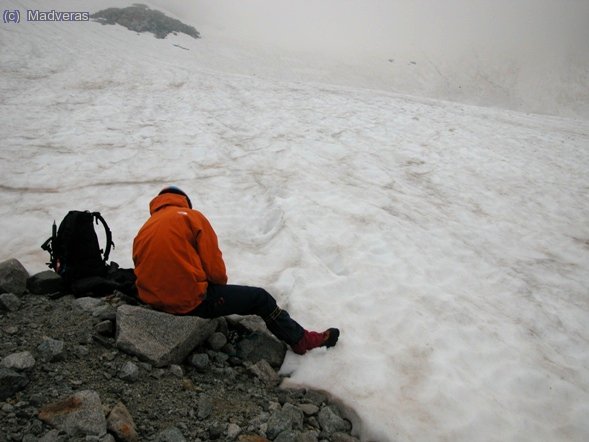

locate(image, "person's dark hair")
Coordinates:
158 186 192 208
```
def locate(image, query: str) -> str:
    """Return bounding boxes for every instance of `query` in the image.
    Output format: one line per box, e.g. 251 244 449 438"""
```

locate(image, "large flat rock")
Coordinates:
115 305 216 367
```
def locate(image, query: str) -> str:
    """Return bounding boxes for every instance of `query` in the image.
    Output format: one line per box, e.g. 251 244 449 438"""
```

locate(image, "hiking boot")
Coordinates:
291 328 340 355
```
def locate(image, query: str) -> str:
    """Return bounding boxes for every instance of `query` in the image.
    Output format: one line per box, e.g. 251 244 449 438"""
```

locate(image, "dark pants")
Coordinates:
190 284 305 346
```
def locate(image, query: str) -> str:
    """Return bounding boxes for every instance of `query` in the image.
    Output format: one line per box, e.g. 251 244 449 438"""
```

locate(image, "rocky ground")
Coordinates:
0 259 359 442
91 4 201 39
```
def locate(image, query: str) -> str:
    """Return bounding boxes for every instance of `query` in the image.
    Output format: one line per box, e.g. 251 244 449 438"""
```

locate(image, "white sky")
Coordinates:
160 0 589 62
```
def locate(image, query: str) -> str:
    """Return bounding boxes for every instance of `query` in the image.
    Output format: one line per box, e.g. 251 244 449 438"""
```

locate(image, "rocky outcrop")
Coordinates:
0 259 358 441
92 4 201 40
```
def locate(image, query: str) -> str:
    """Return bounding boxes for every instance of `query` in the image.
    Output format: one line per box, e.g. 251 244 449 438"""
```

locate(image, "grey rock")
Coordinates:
138 362 152 372
227 316 268 334
86 435 113 442
278 388 305 404
275 430 300 442
95 320 114 336
150 368 165 379
267 403 304 440
248 359 280 386
298 403 319 416
227 423 241 439
0 258 29 295
106 401 138 442
4 325 19 335
297 431 320 442
236 332 286 369
215 316 229 336
0 368 29 400
92 304 116 321
118 361 139 383
211 351 229 365
318 406 350 435
74 345 90 357
115 305 217 367
38 390 107 437
189 353 210 372
27 271 63 295
1 351 36 371
207 332 227 351
223 343 237 356
304 390 327 406
74 297 105 314
208 421 225 439
197 394 213 419
37 338 65 362
38 430 64 442
102 351 117 362
2 402 15 412
155 426 187 442
331 432 360 442
0 292 22 311
29 392 45 407
169 364 183 378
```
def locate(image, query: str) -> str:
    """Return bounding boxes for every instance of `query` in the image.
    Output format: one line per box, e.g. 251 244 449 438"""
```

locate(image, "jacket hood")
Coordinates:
149 192 191 215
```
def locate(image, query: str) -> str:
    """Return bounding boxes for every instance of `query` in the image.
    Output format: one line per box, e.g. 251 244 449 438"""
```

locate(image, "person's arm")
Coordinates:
194 212 228 285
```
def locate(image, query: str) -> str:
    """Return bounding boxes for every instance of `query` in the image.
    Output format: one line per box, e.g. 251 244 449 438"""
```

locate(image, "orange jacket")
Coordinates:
132 193 227 314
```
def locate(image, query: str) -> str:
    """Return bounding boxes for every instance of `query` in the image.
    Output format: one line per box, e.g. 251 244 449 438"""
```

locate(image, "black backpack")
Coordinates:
41 210 138 299
42 211 114 284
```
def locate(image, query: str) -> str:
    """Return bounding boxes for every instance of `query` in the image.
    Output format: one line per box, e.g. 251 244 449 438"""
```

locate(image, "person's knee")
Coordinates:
250 286 277 315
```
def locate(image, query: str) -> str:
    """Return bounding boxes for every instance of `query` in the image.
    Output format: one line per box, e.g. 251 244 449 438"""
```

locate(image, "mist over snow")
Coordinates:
154 0 589 119
1 0 589 441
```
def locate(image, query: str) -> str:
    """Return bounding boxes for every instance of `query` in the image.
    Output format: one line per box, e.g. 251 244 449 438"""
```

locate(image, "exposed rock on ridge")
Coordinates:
92 4 201 40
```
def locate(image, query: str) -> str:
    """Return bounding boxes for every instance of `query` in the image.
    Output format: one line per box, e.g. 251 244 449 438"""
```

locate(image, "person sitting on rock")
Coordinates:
132 186 339 355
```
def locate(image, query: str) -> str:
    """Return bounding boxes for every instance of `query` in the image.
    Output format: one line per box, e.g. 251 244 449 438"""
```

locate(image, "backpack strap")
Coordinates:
41 220 58 270
91 212 114 263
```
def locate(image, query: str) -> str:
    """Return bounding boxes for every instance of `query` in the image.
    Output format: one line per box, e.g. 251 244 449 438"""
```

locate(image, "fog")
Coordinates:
182 0 589 61
152 0 589 118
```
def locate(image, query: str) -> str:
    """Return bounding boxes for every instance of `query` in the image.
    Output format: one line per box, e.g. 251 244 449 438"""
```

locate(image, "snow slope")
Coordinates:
1 1 589 441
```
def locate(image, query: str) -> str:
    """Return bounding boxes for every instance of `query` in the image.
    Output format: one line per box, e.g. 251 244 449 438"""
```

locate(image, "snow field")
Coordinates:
1 1 589 440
